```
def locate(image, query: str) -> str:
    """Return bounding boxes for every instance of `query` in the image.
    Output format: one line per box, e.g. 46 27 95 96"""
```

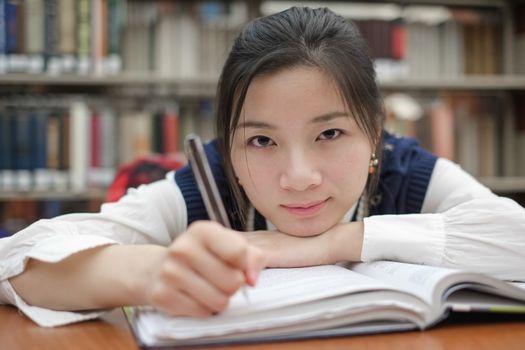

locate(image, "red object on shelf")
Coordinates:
106 154 186 203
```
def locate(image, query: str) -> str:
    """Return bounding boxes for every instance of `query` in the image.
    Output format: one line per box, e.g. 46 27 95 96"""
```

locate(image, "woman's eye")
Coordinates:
248 136 275 148
318 129 342 141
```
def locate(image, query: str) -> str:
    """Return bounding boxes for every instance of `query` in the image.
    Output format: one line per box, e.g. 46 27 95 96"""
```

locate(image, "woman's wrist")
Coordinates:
324 221 364 263
118 244 169 306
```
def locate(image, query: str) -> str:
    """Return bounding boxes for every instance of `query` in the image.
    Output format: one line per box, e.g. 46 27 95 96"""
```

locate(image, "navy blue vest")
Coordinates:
174 132 437 230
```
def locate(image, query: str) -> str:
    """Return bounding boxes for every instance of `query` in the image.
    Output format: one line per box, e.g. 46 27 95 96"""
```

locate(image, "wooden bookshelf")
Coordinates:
0 0 524 235
2 176 525 200
0 190 107 201
379 76 525 91
479 177 525 193
0 74 524 92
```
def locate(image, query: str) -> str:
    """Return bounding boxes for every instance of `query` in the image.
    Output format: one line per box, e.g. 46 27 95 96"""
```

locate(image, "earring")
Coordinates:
369 153 378 174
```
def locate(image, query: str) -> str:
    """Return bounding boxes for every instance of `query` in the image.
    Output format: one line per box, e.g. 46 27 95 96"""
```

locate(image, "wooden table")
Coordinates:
1 305 524 350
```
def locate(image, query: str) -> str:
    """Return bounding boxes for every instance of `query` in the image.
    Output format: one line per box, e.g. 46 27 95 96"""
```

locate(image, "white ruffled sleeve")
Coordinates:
361 158 525 281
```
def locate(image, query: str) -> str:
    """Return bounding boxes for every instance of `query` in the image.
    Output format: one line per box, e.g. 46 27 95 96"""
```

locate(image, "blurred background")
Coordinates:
0 0 524 237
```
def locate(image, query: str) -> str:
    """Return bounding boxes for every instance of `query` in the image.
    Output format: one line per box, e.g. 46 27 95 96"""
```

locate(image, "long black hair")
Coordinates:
216 6 384 229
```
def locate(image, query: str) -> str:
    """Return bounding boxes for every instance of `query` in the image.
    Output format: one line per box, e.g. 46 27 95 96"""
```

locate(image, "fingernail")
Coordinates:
247 269 260 286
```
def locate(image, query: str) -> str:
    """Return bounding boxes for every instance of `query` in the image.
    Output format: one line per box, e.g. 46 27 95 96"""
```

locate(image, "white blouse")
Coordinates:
0 158 524 327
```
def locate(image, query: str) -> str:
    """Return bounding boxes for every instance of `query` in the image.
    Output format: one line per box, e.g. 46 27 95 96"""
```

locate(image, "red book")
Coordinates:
163 109 179 154
90 112 101 167
391 20 405 60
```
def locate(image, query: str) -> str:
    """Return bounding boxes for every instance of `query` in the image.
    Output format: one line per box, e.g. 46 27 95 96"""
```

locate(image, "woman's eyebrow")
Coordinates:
310 111 349 123
236 111 349 129
235 120 276 130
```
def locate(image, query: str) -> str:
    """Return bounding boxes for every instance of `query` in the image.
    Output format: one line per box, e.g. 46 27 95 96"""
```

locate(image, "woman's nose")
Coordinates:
279 151 322 191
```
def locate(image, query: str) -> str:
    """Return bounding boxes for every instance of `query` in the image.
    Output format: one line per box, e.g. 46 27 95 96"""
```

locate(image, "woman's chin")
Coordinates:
274 220 336 237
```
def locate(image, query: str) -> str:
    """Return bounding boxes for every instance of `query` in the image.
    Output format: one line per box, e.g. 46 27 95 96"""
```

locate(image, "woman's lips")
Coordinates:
281 199 329 217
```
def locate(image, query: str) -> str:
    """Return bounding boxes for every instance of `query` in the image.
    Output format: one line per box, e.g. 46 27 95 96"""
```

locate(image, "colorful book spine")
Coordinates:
33 112 52 191
77 0 91 74
0 111 12 190
163 107 179 154
13 111 36 191
24 0 45 73
70 101 90 191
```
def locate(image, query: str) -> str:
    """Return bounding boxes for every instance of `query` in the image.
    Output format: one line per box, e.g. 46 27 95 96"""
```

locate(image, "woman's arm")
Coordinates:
9 222 266 316
1 174 266 325
362 158 525 280
245 222 364 267
246 158 525 281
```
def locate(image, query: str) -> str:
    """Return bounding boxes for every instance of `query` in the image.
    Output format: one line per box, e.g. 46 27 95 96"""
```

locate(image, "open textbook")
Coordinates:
124 261 525 347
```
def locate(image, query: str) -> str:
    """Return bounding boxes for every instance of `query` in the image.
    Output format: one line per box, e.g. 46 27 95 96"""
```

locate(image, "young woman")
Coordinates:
1 7 524 327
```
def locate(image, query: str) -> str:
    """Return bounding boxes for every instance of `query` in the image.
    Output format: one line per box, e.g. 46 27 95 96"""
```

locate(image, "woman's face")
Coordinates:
231 66 372 237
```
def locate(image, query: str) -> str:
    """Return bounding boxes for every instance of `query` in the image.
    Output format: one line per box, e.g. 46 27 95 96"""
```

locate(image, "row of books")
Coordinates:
515 93 525 178
354 8 502 80
0 96 215 193
0 1 511 80
0 0 248 77
516 5 525 75
0 0 124 75
384 93 525 178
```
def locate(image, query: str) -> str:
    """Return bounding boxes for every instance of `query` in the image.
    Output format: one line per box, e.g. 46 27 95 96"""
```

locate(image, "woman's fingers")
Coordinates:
169 239 246 296
149 279 213 317
156 258 230 314
148 221 268 317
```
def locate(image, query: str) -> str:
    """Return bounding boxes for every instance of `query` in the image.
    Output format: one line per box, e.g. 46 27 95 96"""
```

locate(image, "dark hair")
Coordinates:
216 6 384 229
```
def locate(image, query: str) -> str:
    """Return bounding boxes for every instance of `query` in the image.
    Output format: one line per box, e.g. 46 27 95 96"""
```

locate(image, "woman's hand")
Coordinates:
145 221 267 318
245 222 364 268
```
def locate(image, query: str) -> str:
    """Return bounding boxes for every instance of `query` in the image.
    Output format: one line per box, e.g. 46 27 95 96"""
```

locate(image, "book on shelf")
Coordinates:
516 94 525 177
351 5 502 80
124 260 525 348
0 111 13 190
0 0 124 75
516 5 525 75
383 93 504 179
0 0 247 77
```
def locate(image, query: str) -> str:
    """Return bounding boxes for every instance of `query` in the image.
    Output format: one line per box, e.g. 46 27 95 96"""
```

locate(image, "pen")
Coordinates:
184 133 250 302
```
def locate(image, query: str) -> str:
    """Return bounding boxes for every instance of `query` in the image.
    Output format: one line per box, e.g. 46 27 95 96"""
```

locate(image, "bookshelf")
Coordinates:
0 0 524 236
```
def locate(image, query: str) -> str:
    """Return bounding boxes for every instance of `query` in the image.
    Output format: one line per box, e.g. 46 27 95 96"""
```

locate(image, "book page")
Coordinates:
351 261 460 305
224 265 394 316
352 262 525 312
133 265 427 342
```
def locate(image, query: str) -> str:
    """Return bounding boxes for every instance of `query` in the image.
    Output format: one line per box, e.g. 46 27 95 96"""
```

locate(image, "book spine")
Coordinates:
90 0 102 76
44 0 60 74
58 0 77 73
33 111 52 191
24 0 45 73
430 98 455 161
99 108 116 186
163 107 179 154
5 1 17 55
77 0 91 74
0 0 6 73
0 111 13 190
13 111 36 191
69 101 90 192
133 112 152 158
46 112 60 189
105 0 123 74
152 111 164 154
198 99 215 143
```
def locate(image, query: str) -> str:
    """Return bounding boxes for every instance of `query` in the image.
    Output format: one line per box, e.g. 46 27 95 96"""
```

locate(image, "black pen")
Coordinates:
184 133 250 302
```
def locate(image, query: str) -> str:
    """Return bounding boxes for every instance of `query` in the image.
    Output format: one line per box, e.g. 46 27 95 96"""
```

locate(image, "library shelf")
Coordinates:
0 190 107 201
478 177 525 193
0 74 524 91
1 177 524 202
